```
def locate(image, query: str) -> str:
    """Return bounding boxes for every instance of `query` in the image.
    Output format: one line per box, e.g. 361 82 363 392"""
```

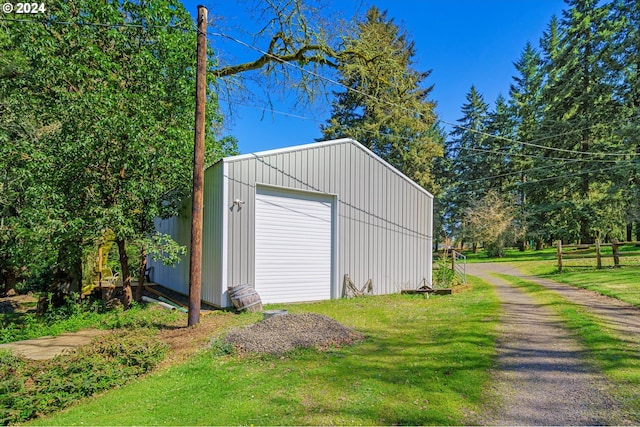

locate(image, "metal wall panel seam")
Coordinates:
332 192 339 300
221 160 229 306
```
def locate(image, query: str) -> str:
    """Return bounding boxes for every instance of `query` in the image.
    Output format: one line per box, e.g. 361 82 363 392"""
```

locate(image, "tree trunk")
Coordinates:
69 256 82 295
116 238 133 309
2 268 18 295
518 240 528 252
135 244 146 302
51 246 82 306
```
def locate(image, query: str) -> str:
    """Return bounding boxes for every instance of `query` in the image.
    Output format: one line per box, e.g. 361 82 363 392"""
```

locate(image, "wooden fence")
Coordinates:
556 240 640 272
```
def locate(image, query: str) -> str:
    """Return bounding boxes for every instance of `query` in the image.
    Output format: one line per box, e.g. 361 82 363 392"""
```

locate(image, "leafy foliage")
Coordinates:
464 191 525 257
0 0 237 300
321 7 443 190
440 0 640 247
0 329 168 425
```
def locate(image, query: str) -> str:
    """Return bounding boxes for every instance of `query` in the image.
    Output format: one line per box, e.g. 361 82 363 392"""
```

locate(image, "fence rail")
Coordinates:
556 240 640 272
452 251 466 284
433 249 466 286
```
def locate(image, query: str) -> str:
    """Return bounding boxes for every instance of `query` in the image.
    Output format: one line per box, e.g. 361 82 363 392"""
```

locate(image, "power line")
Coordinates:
453 145 630 163
5 17 637 160
512 163 633 186
217 96 320 122
221 96 638 191
459 158 634 186
210 30 637 160
441 118 633 158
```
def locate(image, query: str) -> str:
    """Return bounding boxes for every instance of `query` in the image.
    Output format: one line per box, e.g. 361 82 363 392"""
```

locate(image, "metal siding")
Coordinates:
150 164 225 307
148 201 191 296
218 139 433 306
243 162 251 285
202 163 224 306
221 162 229 306
246 162 255 290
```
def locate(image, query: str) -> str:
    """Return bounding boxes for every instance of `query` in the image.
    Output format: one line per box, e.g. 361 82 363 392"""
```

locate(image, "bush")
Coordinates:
0 329 168 425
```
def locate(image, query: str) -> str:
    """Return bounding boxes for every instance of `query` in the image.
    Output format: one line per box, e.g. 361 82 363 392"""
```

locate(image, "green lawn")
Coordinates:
458 247 558 263
30 278 500 426
519 262 640 307
458 245 640 307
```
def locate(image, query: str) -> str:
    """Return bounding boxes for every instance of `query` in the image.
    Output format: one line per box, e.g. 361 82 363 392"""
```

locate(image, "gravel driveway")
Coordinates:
467 262 638 425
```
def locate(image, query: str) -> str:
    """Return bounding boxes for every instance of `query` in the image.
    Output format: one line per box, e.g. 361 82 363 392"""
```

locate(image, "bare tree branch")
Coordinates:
211 43 338 78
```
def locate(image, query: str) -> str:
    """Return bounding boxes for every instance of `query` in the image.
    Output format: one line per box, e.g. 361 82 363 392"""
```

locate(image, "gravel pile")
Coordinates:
223 313 364 355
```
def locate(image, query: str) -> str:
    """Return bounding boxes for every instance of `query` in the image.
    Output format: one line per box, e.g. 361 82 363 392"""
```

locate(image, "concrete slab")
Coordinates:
0 329 108 360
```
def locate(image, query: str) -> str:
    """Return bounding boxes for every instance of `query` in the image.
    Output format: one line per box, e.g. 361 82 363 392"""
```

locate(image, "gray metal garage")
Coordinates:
149 138 434 308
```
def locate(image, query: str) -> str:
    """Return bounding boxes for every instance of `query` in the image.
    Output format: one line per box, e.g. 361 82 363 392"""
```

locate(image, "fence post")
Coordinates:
557 240 563 273
451 249 456 277
612 239 621 268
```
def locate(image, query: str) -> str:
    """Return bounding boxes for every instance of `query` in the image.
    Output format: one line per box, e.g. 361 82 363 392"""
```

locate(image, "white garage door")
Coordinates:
255 187 334 304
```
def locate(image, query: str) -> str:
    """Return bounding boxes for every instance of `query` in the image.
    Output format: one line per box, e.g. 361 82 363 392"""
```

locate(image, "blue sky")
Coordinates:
182 0 567 155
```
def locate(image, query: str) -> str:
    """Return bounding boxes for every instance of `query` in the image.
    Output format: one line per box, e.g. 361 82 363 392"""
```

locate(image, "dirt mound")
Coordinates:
223 313 364 355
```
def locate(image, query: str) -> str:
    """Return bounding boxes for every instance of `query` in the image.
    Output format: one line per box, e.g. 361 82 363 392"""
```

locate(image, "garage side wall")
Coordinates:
150 200 191 296
202 162 225 306
149 163 225 307
224 140 433 299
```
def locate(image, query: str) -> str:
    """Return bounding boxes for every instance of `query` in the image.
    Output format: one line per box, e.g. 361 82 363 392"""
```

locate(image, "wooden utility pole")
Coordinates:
188 5 207 326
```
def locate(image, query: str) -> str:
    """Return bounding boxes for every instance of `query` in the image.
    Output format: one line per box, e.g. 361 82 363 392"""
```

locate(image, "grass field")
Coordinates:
518 262 640 308
29 278 500 426
10 247 640 425
463 246 640 307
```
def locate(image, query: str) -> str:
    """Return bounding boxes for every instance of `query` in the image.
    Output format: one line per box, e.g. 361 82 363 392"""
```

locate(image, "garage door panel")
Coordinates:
255 189 333 304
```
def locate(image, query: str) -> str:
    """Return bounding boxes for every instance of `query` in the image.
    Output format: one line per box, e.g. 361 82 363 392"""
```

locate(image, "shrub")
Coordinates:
0 329 168 425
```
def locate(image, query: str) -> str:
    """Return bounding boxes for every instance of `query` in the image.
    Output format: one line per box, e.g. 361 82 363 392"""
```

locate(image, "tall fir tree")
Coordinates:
508 42 547 247
611 0 640 240
538 0 621 243
442 85 491 245
486 94 516 193
321 7 442 190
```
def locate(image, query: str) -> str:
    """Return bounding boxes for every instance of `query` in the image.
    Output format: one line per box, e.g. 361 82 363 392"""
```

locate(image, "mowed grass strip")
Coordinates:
520 262 640 307
30 278 499 426
497 274 640 422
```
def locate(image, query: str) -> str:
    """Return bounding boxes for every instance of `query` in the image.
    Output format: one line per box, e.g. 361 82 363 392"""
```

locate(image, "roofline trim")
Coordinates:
220 138 434 198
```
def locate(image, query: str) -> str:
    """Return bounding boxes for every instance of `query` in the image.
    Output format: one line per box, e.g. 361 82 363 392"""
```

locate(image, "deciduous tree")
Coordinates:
2 0 237 306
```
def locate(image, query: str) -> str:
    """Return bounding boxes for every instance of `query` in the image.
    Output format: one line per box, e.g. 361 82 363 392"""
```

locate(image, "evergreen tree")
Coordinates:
611 0 640 240
321 7 442 190
508 42 546 247
537 0 620 243
486 94 516 192
442 85 491 246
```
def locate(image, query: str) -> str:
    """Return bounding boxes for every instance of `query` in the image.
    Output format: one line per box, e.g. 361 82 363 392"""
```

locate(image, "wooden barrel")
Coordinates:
228 284 263 313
